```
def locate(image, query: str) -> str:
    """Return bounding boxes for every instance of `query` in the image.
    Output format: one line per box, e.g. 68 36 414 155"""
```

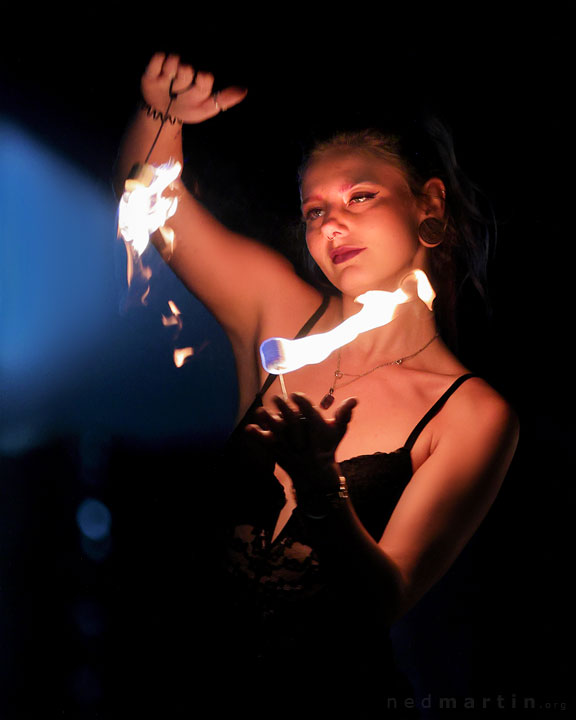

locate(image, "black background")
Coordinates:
1 14 571 718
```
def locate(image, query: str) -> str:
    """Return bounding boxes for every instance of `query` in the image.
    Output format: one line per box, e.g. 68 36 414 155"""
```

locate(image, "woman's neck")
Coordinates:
337 293 439 371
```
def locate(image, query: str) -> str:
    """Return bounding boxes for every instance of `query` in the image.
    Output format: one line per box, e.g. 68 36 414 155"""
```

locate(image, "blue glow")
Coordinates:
0 117 238 445
0 119 116 396
76 498 112 541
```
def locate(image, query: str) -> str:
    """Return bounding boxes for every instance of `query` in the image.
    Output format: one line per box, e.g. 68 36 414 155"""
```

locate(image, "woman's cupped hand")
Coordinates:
246 393 357 495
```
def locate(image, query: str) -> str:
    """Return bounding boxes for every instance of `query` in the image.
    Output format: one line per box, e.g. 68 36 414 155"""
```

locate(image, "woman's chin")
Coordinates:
334 273 398 298
339 263 429 298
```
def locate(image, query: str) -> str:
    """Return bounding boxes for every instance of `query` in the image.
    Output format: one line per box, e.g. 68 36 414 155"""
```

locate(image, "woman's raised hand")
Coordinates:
141 52 247 124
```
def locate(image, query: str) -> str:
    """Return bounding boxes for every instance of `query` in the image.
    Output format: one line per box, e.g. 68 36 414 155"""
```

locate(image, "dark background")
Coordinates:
1 16 571 718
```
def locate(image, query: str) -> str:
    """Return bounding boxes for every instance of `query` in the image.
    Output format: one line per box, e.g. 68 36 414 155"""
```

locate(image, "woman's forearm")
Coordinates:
296 465 404 623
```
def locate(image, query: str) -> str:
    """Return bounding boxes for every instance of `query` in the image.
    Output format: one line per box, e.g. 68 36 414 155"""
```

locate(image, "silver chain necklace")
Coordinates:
319 332 440 409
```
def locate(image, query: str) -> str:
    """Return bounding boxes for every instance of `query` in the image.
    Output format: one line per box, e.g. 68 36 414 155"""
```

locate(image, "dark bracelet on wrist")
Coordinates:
299 476 349 520
139 99 183 126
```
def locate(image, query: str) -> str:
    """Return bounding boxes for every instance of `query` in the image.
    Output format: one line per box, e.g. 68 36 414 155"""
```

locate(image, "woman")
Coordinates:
116 53 518 711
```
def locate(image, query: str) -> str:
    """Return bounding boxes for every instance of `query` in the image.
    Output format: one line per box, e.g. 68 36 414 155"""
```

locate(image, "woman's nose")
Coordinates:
321 209 348 240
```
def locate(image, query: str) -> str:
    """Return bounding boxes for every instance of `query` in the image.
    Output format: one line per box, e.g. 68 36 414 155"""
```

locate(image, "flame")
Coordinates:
401 269 435 311
162 300 183 329
162 301 192 367
260 269 436 374
173 347 194 368
118 160 182 257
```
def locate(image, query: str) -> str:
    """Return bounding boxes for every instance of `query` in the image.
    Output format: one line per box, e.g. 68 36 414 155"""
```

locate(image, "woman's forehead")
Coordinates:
300 148 407 198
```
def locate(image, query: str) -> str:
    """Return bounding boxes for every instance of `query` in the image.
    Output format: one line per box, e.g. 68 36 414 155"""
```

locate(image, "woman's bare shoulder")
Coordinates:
453 375 518 429
435 373 520 473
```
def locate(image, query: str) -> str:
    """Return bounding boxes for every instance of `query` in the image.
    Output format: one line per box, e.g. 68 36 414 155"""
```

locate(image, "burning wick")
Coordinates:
260 270 435 375
118 160 182 257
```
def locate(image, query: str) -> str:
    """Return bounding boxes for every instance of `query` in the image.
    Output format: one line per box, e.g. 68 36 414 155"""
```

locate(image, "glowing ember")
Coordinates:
118 160 182 257
173 347 194 368
260 270 436 374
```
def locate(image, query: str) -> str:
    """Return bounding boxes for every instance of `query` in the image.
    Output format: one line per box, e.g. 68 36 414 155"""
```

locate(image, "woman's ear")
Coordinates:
418 178 446 220
417 178 448 248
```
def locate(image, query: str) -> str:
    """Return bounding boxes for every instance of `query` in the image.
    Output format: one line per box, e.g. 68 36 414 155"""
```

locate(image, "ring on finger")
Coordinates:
213 93 226 112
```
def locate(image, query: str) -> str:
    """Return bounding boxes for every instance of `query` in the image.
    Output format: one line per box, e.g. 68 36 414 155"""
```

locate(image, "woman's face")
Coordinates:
301 149 429 297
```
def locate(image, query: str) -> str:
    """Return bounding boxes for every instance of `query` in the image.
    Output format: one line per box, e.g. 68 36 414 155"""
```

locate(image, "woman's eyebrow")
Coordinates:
301 180 376 206
300 193 322 207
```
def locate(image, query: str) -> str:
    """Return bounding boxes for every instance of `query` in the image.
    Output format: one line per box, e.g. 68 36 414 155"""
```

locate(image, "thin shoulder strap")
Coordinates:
257 294 331 399
404 373 477 451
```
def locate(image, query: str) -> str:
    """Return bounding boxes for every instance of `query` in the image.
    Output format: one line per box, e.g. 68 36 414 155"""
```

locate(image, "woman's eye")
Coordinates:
304 208 324 221
349 192 378 205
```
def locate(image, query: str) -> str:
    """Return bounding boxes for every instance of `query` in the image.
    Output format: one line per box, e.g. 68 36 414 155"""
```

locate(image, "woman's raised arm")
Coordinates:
115 53 318 357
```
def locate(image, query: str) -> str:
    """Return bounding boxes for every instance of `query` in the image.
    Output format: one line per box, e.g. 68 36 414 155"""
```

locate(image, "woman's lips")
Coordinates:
330 247 366 265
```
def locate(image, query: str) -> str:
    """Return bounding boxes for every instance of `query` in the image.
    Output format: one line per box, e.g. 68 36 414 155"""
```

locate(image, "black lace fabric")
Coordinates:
224 448 413 600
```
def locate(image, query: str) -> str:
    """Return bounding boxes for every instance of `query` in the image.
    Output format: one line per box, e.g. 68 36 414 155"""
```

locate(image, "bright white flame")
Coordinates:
260 270 436 374
173 347 194 368
405 269 435 311
118 160 182 257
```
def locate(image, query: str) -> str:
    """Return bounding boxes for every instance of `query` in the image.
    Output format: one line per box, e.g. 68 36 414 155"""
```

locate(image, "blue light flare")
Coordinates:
0 117 237 448
0 119 116 401
76 498 112 542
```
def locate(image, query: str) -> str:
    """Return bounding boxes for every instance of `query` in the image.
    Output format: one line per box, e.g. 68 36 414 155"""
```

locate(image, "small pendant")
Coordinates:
320 391 335 410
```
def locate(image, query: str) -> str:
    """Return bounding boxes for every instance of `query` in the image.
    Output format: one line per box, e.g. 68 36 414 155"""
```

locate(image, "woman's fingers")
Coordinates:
247 393 359 468
274 392 357 431
274 393 335 450
334 397 358 428
143 52 167 80
160 53 181 79
193 70 214 97
170 64 195 94
141 53 247 123
244 423 275 445
142 53 162 79
272 395 302 424
141 53 178 107
214 86 248 111
289 393 327 431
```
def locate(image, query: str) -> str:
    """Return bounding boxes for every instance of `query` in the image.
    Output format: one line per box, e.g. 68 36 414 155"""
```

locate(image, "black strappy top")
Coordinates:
222 296 476 606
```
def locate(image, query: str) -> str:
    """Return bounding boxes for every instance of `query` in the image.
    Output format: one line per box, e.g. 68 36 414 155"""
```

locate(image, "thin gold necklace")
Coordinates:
320 332 440 409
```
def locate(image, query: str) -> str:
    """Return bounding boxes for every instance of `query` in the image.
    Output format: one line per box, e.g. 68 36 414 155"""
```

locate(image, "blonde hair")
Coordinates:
299 129 410 186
